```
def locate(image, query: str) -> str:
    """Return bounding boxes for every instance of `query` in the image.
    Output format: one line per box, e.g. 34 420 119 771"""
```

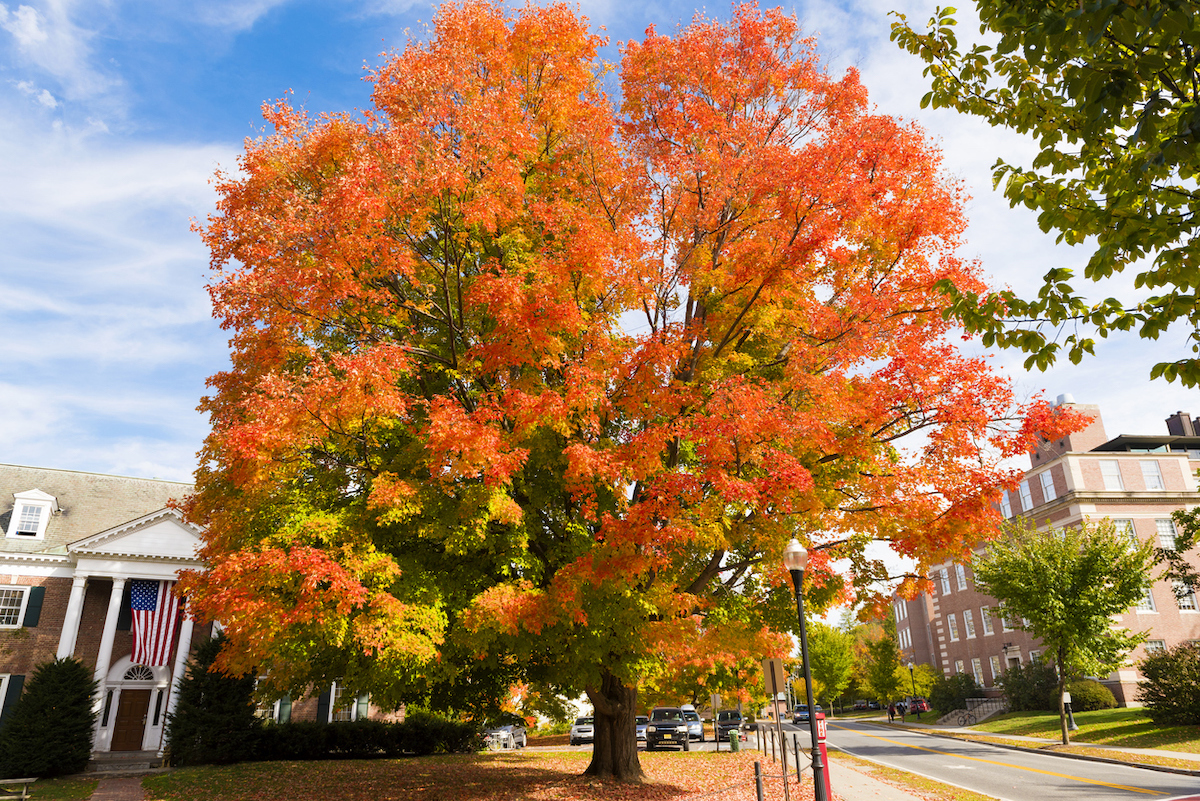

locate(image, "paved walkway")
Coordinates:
827 759 926 801
89 777 144 801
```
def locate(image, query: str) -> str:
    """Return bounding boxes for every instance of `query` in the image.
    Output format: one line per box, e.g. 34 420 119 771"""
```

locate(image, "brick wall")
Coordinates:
0 575 72 675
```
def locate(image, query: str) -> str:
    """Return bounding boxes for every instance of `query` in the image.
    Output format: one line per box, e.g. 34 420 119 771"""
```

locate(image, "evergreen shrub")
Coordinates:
165 633 261 766
1138 642 1200 725
0 658 97 778
1066 679 1116 711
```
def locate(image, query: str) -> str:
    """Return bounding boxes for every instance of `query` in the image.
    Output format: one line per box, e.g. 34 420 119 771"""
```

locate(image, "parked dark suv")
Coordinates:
715 710 744 741
645 707 691 751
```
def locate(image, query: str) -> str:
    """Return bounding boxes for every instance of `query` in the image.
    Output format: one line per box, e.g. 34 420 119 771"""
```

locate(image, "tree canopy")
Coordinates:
806 621 855 706
892 1 1200 386
972 518 1154 744
182 0 1079 781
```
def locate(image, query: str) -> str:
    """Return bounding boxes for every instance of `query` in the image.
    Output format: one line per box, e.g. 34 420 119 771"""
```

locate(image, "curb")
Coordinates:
867 721 1200 778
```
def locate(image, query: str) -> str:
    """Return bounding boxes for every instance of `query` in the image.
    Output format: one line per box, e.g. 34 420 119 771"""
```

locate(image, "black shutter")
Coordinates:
116 582 133 631
21 586 44 627
316 687 331 724
0 676 25 729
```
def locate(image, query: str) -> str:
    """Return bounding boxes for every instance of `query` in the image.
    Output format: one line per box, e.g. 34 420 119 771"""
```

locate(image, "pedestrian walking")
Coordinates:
887 702 895 723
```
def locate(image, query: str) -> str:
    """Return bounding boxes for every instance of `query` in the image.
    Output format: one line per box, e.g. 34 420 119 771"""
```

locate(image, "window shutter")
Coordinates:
278 694 292 724
355 693 369 721
21 586 45 627
116 582 133 631
0 675 25 729
316 687 331 724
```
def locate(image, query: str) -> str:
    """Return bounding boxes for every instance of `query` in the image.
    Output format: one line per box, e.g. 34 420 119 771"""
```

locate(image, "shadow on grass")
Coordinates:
143 753 703 801
979 709 1200 752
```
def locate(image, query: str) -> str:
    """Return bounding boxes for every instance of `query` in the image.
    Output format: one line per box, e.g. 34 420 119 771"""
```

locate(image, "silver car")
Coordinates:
484 724 527 749
569 716 594 746
682 709 704 741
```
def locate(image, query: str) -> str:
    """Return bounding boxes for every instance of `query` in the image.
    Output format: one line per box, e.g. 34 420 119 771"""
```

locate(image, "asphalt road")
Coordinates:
820 718 1200 800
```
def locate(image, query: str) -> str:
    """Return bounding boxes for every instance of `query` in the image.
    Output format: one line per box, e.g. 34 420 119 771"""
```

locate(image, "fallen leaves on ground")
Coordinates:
142 751 824 801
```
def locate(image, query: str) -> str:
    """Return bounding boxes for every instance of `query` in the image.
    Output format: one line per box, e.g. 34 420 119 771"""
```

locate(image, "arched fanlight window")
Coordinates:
123 665 154 681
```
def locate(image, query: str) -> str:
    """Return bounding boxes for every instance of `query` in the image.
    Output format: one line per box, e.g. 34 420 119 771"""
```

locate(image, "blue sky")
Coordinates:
1 0 1194 484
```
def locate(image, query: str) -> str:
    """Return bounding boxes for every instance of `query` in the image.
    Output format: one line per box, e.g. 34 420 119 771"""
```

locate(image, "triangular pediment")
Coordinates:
69 508 203 562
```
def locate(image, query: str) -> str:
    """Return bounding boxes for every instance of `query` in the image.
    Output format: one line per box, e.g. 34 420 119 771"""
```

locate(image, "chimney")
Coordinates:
1166 411 1196 437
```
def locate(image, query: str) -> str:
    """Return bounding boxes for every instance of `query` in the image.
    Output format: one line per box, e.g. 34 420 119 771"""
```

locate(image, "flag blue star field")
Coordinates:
130 579 181 666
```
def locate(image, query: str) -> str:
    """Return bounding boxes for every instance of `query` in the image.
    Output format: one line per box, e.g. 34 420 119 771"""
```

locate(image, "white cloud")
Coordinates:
0 0 119 104
13 78 56 106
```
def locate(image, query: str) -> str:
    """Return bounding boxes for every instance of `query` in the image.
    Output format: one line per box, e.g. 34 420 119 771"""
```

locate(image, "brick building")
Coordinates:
894 401 1200 704
0 464 398 757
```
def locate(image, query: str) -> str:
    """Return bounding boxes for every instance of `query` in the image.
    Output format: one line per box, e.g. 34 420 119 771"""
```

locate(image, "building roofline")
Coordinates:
0 463 192 487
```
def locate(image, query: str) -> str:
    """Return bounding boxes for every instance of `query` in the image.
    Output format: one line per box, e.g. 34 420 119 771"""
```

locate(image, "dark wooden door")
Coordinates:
111 689 151 751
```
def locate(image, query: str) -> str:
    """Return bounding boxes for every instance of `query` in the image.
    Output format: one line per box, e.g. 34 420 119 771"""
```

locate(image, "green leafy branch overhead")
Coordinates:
892 0 1200 385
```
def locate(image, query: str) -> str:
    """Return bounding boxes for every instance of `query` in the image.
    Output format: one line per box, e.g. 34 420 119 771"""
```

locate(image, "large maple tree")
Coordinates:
183 1 1078 782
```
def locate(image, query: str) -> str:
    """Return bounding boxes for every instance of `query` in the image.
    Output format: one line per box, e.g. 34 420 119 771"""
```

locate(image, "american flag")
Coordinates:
130 579 180 666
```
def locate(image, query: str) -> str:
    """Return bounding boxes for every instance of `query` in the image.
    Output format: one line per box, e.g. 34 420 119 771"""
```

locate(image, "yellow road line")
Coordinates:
828 722 1159 796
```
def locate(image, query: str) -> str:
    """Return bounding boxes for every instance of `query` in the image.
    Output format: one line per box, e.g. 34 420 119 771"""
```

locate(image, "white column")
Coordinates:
92 578 126 697
55 575 89 659
159 613 196 756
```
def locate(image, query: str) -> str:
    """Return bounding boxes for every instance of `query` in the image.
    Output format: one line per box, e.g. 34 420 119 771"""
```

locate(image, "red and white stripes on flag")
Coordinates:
130 579 181 666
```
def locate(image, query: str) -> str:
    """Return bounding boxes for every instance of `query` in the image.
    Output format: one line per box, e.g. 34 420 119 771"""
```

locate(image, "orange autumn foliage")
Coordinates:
181 0 1083 780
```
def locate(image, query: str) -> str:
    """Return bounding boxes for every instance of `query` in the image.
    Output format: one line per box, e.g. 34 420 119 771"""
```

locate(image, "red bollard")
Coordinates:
814 712 833 800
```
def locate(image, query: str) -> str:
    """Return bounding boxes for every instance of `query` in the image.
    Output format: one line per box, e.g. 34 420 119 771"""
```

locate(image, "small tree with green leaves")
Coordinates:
165 633 262 766
928 672 980 716
996 659 1058 712
862 620 905 706
0 658 97 778
808 622 856 708
973 518 1154 744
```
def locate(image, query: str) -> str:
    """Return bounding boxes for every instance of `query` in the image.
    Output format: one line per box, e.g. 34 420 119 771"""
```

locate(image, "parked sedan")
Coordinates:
569 716 594 746
645 707 691 751
636 715 649 740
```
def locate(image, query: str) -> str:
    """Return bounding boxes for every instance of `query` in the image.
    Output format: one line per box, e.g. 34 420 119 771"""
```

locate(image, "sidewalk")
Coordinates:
89 777 144 801
827 759 927 801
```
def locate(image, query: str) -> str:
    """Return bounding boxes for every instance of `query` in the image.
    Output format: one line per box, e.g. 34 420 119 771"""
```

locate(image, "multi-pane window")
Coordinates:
980 607 995 636
955 564 968 591
331 684 354 722
999 491 1013 518
972 658 984 685
0 588 26 627
1099 460 1124 490
1018 480 1033 510
1145 640 1167 654
1029 650 1041 662
1039 470 1057 502
955 660 965 674
895 601 907 624
963 609 976 639
1157 519 1178 550
1135 588 1157 612
989 656 1002 682
947 614 960 641
939 569 951 595
1140 460 1165 490
1174 583 1198 611
1000 609 1014 631
14 505 41 535
1112 519 1136 547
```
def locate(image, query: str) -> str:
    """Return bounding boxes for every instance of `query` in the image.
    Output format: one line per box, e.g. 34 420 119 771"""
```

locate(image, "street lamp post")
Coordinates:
784 538 830 801
908 661 920 721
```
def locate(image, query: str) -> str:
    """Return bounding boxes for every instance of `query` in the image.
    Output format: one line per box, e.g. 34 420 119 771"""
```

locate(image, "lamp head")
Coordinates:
908 661 915 670
782 538 808 573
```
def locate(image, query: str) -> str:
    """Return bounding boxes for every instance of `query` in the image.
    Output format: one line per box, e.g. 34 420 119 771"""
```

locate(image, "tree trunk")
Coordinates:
584 669 644 783
1057 645 1069 746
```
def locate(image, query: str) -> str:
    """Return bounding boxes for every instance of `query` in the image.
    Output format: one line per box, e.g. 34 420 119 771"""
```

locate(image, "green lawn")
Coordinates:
6 778 96 800
972 708 1200 752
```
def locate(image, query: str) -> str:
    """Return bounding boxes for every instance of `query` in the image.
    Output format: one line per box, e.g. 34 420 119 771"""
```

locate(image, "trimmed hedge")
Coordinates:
252 714 482 761
929 672 980 714
1066 679 1116 712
